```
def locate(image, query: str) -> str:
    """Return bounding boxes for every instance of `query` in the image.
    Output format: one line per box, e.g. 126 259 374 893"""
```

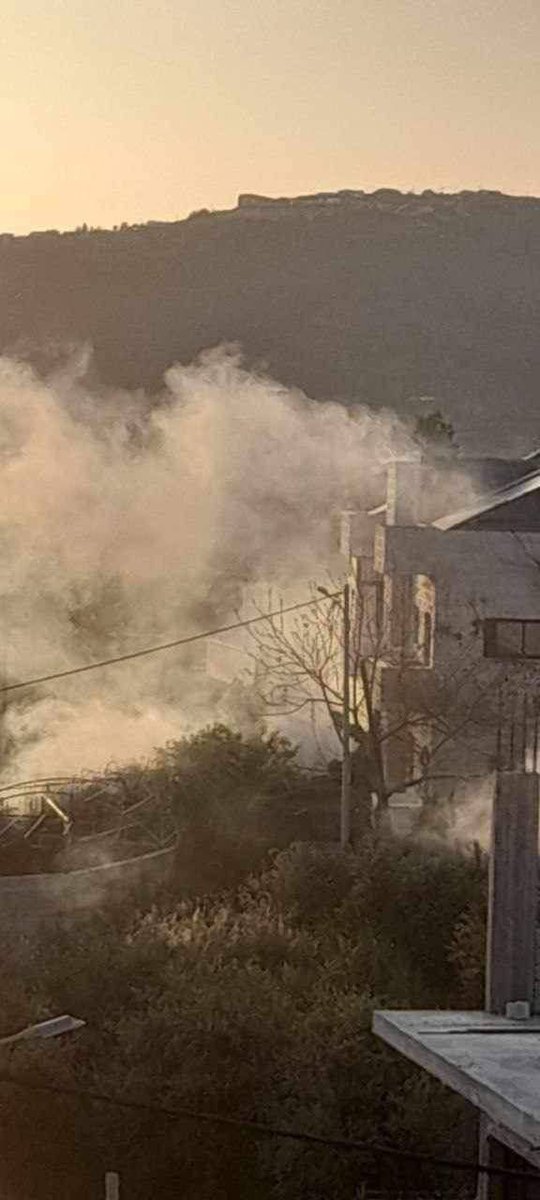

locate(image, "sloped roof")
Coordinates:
433 466 540 531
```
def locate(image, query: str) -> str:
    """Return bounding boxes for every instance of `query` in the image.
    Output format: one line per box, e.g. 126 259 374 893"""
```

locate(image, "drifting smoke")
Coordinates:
0 345 416 781
446 775 495 850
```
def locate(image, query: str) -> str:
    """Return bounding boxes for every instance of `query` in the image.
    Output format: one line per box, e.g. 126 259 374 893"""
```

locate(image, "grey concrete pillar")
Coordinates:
485 771 539 1015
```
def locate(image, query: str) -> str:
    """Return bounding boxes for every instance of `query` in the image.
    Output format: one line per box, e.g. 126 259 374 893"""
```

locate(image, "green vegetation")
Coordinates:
0 726 487 1198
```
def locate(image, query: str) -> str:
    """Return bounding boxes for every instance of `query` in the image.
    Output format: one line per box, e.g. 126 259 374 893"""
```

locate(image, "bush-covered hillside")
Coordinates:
1 188 540 452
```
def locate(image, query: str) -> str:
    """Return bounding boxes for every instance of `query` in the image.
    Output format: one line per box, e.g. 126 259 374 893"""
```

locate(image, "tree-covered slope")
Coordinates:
1 188 540 451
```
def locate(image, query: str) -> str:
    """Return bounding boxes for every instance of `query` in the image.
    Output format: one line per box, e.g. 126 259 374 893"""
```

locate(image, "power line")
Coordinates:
0 594 340 697
0 1072 537 1182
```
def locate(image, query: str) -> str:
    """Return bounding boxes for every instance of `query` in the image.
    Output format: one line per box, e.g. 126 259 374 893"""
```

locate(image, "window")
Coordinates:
422 611 433 666
484 619 540 660
412 604 421 646
385 730 416 791
411 605 433 666
374 578 385 635
524 622 540 657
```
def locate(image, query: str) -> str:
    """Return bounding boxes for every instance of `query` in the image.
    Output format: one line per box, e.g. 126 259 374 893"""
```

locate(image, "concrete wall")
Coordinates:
377 527 540 623
485 773 539 1014
349 521 540 679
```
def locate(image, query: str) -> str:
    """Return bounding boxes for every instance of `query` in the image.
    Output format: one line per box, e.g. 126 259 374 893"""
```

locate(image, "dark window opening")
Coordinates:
484 619 540 661
374 578 385 636
412 604 421 645
386 730 415 791
422 611 433 666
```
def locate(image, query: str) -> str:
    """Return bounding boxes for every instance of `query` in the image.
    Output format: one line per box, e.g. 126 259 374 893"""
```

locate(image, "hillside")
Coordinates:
1 188 540 452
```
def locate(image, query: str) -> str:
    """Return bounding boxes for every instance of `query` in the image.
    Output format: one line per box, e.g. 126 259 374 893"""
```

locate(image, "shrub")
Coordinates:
0 767 487 1196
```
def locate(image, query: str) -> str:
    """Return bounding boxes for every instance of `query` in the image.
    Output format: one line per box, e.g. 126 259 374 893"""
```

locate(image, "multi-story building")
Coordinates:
341 451 540 814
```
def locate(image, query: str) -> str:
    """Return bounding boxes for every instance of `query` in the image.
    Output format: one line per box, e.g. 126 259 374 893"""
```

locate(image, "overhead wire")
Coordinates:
0 594 341 696
0 1072 537 1182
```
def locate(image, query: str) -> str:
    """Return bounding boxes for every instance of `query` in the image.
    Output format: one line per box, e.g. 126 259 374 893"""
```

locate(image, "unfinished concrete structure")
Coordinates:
373 767 540 1195
341 453 540 809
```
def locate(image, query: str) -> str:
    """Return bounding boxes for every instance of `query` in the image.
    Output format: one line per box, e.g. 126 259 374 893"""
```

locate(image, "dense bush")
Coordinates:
0 827 486 1198
41 724 341 886
262 835 487 1006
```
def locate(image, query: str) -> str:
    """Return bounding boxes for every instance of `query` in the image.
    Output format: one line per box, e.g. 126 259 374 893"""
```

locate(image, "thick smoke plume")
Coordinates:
0 346 414 781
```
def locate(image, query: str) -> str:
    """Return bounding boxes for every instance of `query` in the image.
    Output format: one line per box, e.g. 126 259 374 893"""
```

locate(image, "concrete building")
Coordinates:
205 449 540 830
373 768 540 1197
367 458 540 1188
341 452 540 813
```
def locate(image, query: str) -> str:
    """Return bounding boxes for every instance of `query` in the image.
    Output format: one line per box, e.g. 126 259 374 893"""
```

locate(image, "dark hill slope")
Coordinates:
1 189 540 451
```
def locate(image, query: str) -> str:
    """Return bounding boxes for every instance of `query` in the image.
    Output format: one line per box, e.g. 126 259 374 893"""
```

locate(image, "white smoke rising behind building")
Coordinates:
0 345 415 782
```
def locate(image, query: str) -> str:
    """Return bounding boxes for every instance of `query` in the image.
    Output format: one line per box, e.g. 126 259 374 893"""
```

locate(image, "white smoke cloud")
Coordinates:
445 775 495 850
0 345 414 783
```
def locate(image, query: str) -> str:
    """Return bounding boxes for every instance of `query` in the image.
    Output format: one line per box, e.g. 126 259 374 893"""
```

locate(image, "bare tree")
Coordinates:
245 579 516 829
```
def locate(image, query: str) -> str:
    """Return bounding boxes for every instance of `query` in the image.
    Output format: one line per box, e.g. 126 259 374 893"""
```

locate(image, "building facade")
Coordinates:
341 453 540 813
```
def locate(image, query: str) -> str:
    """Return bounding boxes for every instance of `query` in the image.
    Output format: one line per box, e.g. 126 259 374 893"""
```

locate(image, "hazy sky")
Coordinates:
2 0 539 234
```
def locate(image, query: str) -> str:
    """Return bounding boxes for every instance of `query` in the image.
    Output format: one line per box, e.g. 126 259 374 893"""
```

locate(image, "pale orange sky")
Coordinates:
2 0 539 234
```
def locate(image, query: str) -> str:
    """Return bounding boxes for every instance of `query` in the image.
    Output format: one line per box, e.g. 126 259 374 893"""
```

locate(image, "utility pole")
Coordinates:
341 582 352 848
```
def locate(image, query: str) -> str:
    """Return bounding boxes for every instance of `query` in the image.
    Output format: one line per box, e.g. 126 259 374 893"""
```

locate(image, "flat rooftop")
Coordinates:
373 1010 540 1156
